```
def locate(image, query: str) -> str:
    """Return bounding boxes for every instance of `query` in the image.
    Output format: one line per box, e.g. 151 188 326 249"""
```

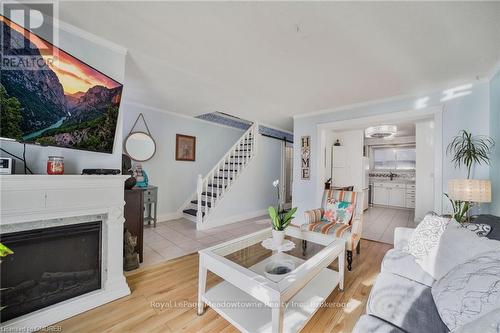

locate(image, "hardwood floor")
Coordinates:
55 239 391 333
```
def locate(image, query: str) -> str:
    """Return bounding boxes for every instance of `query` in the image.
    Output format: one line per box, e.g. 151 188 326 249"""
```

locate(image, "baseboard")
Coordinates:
157 211 183 223
199 209 268 230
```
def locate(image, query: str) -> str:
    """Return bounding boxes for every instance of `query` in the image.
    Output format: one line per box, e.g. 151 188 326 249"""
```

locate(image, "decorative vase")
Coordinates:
272 229 285 245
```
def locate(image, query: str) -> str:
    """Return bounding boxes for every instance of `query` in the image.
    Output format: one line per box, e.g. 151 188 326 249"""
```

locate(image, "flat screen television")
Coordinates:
0 15 123 154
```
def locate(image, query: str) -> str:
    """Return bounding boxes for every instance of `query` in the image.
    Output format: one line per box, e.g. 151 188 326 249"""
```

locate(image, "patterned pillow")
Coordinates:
432 250 500 331
462 223 492 237
406 214 451 260
324 199 354 225
323 198 337 223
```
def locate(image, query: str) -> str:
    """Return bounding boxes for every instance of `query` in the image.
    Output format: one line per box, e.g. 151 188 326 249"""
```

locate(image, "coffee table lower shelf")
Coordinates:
202 268 340 333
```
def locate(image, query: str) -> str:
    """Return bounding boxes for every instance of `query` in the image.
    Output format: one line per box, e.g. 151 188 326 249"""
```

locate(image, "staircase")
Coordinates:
182 123 258 226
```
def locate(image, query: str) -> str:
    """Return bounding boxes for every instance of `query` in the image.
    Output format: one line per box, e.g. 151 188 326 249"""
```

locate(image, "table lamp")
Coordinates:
448 179 491 221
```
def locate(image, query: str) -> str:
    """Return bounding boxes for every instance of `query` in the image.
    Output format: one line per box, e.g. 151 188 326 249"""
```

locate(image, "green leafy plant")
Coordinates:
0 243 13 258
268 206 298 231
446 130 494 179
268 179 297 231
0 243 13 311
445 130 494 222
444 193 469 223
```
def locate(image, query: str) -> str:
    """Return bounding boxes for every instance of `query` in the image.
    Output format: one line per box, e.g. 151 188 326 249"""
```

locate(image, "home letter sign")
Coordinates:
301 136 311 180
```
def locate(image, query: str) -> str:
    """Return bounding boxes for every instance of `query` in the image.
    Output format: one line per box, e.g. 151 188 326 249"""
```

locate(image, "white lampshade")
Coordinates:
448 179 491 203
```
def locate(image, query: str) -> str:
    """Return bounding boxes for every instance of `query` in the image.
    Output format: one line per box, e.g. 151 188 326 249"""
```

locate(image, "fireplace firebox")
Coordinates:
0 222 102 322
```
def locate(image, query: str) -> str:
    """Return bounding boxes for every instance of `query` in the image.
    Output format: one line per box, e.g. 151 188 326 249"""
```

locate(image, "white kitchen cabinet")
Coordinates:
372 182 413 208
388 187 406 207
405 184 416 208
373 185 389 205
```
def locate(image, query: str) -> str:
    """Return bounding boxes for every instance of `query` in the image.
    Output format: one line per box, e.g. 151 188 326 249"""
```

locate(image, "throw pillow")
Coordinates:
323 198 337 223
406 213 451 260
452 307 500 333
416 220 500 280
333 201 354 225
324 199 354 224
462 223 492 237
432 250 500 331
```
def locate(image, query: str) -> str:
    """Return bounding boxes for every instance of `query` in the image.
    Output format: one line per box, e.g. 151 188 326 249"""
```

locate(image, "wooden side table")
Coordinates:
124 188 144 262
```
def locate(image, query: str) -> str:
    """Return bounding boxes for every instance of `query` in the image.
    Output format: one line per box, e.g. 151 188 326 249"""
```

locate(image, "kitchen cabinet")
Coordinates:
372 182 412 208
373 184 389 205
405 184 415 208
388 187 406 207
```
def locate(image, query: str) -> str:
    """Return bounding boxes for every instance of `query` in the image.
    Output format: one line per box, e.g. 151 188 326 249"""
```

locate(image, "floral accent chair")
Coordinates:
299 189 364 271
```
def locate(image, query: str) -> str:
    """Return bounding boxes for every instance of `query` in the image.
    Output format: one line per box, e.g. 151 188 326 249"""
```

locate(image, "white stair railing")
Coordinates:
195 122 258 225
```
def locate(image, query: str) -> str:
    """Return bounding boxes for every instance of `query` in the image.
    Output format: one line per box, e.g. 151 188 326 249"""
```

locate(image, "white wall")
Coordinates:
415 120 435 221
202 135 282 229
293 81 491 225
0 21 127 175
490 70 500 216
121 102 244 220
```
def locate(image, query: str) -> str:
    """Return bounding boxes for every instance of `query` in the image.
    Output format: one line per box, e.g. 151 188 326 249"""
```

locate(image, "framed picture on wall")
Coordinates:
176 134 196 161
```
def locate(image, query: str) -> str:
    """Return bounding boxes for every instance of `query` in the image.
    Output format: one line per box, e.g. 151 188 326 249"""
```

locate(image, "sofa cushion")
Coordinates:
417 220 500 280
352 315 405 333
301 221 352 237
393 227 414 251
381 249 435 287
406 213 450 260
431 250 500 331
367 272 448 333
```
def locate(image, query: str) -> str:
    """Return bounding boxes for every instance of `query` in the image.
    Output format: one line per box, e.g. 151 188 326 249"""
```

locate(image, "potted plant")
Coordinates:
1 242 13 311
268 180 297 245
445 130 494 222
0 242 13 261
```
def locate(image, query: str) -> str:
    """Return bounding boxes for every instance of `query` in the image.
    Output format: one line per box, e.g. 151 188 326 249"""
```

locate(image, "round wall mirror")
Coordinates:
124 132 156 162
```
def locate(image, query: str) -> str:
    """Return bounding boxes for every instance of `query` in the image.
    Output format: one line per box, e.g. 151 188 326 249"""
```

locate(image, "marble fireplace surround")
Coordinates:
0 175 131 331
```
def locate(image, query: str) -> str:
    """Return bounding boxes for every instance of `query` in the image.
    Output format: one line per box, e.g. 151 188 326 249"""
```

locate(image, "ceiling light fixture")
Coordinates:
365 125 397 138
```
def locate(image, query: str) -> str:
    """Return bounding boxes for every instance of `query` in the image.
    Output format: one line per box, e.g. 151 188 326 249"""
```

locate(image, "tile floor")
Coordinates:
141 207 413 266
141 216 270 267
362 206 416 244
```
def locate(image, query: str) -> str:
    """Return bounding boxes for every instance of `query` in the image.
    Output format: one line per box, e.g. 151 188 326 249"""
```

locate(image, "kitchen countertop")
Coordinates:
369 178 415 185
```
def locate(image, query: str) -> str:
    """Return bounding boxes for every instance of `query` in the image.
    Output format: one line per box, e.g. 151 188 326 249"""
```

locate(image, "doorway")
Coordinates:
316 107 443 224
282 142 293 210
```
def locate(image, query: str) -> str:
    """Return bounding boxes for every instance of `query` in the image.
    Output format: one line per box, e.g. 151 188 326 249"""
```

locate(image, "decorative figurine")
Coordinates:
123 229 139 271
122 154 136 189
133 164 149 188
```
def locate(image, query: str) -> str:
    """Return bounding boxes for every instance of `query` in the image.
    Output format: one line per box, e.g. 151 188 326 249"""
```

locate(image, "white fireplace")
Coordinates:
0 175 131 331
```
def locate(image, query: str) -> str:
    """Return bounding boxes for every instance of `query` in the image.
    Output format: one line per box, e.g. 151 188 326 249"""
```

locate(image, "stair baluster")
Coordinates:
196 175 203 224
190 123 258 226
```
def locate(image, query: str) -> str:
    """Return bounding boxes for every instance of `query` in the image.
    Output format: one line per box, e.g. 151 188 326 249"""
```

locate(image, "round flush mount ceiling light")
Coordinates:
365 125 397 138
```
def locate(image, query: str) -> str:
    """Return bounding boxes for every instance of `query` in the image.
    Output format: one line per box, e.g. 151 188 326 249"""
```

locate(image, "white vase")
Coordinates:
272 229 285 246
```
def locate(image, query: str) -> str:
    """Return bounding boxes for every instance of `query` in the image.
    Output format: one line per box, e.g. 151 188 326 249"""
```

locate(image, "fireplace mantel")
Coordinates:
0 175 131 331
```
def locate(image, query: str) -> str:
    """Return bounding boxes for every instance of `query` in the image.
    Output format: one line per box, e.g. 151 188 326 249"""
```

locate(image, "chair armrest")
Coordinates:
303 208 323 224
394 227 414 250
351 215 363 237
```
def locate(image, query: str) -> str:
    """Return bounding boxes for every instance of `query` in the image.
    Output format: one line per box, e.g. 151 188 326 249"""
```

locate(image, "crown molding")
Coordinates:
120 100 246 132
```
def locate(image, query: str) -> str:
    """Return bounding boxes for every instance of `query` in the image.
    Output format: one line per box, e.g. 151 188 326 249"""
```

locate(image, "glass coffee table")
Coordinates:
197 227 345 333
